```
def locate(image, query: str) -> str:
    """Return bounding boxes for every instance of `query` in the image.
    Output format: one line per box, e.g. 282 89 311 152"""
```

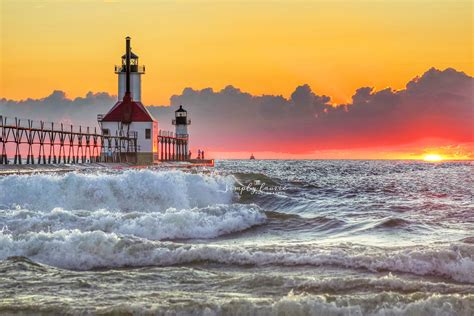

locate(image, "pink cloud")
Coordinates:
1 67 472 155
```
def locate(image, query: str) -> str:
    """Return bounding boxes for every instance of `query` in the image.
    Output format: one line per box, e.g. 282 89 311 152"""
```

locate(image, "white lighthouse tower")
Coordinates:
98 36 158 164
115 41 145 102
172 105 191 158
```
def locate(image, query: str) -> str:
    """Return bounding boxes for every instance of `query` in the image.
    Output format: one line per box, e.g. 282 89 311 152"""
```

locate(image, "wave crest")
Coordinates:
0 169 235 212
1 204 266 240
1 230 472 283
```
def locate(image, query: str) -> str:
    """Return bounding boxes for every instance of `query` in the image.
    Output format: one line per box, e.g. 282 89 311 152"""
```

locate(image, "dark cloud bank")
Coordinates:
1 68 472 153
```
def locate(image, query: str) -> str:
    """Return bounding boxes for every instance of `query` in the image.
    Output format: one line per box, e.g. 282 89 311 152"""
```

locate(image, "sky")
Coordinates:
1 0 473 159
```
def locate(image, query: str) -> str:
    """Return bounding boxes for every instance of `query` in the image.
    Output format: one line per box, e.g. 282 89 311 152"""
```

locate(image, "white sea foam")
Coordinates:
89 292 474 316
4 291 472 316
219 293 473 316
0 170 268 240
0 204 266 240
1 230 472 283
0 169 234 212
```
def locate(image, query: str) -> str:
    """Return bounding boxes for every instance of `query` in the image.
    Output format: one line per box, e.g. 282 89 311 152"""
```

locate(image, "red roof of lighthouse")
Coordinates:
101 93 155 123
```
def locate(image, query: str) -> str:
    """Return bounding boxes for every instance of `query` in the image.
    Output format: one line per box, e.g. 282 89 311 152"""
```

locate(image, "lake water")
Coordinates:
1 160 473 315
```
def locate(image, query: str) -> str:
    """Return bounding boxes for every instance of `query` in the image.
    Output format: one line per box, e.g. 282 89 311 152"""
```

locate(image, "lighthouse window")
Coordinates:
145 128 151 139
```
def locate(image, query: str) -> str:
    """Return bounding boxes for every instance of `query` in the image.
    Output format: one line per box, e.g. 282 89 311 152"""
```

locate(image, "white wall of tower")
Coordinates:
118 73 142 101
101 121 157 153
175 125 188 137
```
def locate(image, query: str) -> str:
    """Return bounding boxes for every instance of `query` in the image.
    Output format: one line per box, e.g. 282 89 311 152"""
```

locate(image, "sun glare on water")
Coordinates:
423 154 443 162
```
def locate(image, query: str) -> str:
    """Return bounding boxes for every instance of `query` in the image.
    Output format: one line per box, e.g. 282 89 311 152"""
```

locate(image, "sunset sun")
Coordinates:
423 154 443 162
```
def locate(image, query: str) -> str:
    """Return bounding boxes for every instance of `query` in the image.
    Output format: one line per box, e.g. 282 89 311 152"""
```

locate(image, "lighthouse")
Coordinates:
172 105 191 158
98 37 158 164
115 39 145 102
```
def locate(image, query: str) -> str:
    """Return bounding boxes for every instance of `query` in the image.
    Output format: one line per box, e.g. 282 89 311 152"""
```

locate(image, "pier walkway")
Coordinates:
0 115 137 164
1 115 212 166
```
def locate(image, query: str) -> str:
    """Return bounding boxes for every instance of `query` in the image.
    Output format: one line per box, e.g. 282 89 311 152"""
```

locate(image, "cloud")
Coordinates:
0 91 115 127
157 67 473 153
1 67 472 154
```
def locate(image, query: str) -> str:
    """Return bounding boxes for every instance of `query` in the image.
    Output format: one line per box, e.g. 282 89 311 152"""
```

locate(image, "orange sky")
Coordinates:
1 0 472 106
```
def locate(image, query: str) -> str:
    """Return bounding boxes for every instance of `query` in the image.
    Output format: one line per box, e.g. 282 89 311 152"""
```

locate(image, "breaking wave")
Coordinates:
0 170 270 240
0 169 234 212
1 230 472 283
0 204 266 240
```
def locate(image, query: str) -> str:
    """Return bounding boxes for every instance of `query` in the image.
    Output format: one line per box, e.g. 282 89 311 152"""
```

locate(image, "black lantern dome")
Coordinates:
175 105 188 124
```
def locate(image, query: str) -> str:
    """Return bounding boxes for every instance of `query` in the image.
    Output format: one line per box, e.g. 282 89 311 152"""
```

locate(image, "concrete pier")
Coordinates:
0 160 214 176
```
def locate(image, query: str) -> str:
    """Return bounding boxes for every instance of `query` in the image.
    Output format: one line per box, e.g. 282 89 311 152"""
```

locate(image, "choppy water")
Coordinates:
0 160 473 315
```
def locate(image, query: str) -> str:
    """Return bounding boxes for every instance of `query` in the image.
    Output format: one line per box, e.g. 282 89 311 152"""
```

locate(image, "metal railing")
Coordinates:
172 119 191 125
0 115 138 165
114 65 145 73
157 129 189 161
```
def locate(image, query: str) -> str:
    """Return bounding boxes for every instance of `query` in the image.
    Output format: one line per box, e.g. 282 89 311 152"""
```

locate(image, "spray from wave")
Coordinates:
0 169 234 212
0 169 266 240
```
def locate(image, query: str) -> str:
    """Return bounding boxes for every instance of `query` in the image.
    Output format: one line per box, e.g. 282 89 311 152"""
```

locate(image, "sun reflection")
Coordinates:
423 154 443 162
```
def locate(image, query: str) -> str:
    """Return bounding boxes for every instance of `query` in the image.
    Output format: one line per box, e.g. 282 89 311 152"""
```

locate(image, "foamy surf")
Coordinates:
94 293 473 316
0 169 235 212
0 204 266 240
6 293 470 316
0 170 268 240
1 229 472 283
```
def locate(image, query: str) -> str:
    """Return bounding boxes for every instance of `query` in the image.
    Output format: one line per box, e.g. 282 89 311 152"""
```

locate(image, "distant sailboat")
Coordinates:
250 153 255 160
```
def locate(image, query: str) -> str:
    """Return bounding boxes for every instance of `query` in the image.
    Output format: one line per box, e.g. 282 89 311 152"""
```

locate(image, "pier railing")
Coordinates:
0 115 138 165
158 130 189 161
